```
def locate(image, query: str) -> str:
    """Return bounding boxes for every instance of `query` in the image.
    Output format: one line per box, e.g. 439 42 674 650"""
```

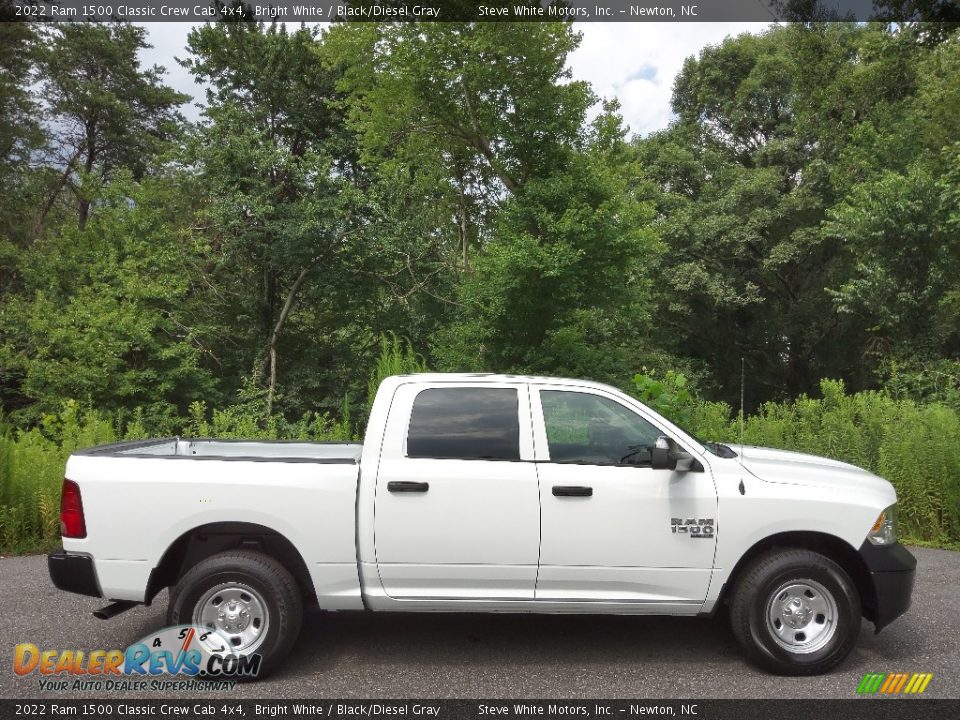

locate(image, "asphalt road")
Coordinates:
1 547 957 699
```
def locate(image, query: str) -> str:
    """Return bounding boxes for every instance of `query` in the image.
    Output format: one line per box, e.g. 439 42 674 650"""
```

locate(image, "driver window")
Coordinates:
540 390 662 466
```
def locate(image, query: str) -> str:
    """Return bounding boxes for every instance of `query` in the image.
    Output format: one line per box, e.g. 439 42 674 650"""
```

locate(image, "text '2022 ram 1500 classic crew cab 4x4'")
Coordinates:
48 374 916 677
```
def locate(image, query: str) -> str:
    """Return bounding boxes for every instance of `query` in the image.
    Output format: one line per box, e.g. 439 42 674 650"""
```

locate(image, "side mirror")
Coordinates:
673 450 696 472
651 445 676 471
651 435 694 472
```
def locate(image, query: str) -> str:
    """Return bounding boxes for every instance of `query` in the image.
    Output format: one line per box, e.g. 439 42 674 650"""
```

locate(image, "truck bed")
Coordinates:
74 437 363 463
64 437 364 608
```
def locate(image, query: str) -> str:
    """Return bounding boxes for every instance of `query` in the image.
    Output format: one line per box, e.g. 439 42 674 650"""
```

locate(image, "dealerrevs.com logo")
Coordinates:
14 625 260 691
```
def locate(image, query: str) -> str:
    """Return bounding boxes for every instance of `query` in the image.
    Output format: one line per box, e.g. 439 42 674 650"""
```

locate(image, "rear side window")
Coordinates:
407 388 520 461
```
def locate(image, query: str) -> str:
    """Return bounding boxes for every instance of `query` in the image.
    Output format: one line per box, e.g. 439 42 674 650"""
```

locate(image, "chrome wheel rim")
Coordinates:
193 582 269 655
765 579 838 654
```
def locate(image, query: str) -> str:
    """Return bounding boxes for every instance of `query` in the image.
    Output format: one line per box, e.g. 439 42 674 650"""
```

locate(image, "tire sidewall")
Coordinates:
168 563 295 677
747 558 859 673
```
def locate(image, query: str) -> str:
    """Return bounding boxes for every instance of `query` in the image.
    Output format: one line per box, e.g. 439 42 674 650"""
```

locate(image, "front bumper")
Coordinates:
858 540 916 631
48 549 101 598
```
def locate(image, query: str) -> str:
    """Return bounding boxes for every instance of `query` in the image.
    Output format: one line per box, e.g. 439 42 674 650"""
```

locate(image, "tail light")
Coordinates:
60 479 87 539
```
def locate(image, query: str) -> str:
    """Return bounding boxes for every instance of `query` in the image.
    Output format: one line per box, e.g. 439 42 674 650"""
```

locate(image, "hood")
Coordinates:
734 445 894 496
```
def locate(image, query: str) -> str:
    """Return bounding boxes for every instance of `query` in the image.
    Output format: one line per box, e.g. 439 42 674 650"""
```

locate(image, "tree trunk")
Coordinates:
265 268 310 416
78 199 90 231
456 164 471 270
78 126 97 231
459 77 521 195
33 150 81 237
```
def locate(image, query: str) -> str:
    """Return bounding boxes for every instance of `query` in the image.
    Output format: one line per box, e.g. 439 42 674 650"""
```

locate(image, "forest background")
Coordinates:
1 16 959 552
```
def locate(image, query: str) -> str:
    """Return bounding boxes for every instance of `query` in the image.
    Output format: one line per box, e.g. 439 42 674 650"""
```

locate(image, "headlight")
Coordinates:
867 503 898 545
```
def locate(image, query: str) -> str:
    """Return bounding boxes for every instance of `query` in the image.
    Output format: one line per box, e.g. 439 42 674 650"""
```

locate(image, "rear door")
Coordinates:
532 385 717 610
373 382 540 600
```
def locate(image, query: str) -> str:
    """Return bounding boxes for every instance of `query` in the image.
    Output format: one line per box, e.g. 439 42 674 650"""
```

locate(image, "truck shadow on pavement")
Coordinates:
118 592 925 689
279 606 924 680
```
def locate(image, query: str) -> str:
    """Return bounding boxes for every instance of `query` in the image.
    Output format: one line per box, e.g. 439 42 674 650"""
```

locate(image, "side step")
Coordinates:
93 601 138 620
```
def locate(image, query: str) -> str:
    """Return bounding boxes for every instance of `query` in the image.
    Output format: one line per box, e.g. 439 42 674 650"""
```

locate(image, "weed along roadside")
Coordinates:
4 371 958 556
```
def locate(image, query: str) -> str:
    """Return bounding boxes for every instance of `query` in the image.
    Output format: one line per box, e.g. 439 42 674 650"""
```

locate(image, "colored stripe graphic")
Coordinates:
913 673 933 694
857 673 932 694
857 673 885 694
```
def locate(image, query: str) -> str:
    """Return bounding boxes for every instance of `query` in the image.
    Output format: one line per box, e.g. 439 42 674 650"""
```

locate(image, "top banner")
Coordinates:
5 0 960 22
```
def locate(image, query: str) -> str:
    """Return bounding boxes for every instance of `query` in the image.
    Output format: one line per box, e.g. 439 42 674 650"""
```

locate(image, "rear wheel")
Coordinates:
729 548 860 675
167 550 303 679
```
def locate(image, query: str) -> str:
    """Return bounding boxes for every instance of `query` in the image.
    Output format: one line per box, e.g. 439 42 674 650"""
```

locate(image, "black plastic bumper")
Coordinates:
858 540 916 631
48 550 101 598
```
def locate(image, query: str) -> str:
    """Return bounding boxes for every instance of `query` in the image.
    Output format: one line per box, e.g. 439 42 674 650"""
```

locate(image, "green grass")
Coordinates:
2 377 959 554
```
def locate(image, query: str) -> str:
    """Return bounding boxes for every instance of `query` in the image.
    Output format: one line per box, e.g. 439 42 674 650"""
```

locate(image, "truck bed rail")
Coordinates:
72 437 363 464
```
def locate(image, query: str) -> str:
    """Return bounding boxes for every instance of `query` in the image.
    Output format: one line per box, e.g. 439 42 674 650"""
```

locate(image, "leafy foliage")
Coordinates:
2 21 960 551
34 23 188 231
0 174 218 424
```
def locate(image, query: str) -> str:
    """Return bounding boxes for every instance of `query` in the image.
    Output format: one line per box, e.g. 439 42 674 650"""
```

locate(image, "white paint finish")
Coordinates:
309 564 364 609
372 457 540 572
368 564 542 600
59 373 901 622
736 445 898 495
112 439 362 461
64 453 364 610
534 565 713 605
534 463 717 603
530 384 718 604
535 462 718 572
372 381 540 600
359 558 700 614
90 559 148 601
698 451 895 613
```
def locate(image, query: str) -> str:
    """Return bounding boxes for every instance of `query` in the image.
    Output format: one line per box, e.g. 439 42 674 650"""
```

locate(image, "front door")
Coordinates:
374 382 540 600
532 386 717 610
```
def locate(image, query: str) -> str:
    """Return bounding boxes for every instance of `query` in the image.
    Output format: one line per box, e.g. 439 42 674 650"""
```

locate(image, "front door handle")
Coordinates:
388 481 430 493
552 485 593 497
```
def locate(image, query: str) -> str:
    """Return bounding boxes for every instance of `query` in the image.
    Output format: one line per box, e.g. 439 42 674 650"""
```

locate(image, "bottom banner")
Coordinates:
0 699 954 720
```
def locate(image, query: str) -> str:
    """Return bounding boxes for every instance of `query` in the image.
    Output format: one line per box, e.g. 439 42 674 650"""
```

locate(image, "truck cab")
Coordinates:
360 375 718 609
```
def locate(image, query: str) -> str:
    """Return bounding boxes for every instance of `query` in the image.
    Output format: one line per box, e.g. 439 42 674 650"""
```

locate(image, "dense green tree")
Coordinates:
182 22 372 414
825 35 960 367
634 24 954 405
331 22 659 382
0 22 42 242
0 174 218 423
434 107 659 382
2 18 960 431
34 23 187 232
0 21 44 411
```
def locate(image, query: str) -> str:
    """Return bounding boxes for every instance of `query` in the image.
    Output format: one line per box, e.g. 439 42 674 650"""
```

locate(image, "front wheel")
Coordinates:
167 550 303 680
729 548 861 675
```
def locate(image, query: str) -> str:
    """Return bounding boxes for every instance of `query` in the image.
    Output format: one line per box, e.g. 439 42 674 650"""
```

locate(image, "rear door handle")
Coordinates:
552 485 593 497
388 481 430 493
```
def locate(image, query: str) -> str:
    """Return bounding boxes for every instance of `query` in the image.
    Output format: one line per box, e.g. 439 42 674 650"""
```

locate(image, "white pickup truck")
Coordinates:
49 373 915 677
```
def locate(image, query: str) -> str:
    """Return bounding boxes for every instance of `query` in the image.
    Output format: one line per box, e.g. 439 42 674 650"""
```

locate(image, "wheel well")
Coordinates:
145 522 318 607
717 531 877 622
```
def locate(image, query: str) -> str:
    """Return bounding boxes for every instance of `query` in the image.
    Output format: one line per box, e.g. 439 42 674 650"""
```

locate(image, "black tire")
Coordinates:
729 548 861 675
167 550 303 680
